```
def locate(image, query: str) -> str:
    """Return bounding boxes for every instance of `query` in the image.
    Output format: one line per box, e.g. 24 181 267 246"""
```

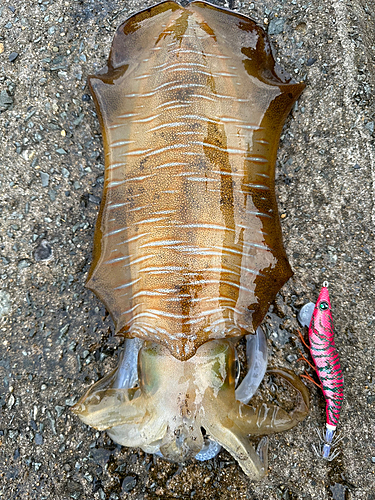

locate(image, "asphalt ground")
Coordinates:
0 0 374 499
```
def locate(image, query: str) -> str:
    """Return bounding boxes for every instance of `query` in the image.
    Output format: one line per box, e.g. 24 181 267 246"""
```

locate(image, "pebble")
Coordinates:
60 324 70 336
330 483 348 500
0 290 11 317
18 259 32 270
8 394 15 409
306 57 317 66
89 194 101 204
34 240 53 262
286 354 297 363
268 18 284 36
122 476 137 493
40 171 50 187
365 121 374 133
55 405 65 418
48 189 56 201
35 433 43 445
0 89 13 111
8 51 19 62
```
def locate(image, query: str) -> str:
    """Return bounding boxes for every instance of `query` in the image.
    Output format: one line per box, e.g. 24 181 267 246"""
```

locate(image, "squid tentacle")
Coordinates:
227 367 309 437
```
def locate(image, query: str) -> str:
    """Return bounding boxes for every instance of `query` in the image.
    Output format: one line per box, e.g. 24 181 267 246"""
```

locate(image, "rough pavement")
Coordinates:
0 0 374 499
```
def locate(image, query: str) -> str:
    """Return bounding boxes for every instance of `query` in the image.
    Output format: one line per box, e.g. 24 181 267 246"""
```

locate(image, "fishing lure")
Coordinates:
299 283 344 459
72 0 310 479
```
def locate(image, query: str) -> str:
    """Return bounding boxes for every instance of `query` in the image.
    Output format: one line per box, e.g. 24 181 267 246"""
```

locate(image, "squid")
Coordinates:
72 1 309 479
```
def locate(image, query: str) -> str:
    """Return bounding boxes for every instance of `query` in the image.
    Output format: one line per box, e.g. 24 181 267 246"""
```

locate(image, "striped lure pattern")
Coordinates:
308 285 343 457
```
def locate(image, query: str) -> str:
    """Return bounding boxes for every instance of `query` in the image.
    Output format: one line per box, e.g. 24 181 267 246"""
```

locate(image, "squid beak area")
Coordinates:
71 339 309 480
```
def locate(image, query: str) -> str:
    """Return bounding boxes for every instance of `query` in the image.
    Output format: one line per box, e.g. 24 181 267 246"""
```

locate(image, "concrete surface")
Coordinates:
0 0 374 499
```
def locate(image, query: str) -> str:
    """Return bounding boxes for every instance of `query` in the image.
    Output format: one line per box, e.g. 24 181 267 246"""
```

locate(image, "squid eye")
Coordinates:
319 301 329 310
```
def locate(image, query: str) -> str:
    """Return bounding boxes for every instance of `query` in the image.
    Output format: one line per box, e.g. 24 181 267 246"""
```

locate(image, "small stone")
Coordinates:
121 476 137 493
365 121 374 134
48 189 56 202
286 354 297 363
0 89 13 111
59 324 70 336
35 433 43 445
82 93 91 102
66 480 83 498
41 384 47 390
56 148 67 155
330 483 348 500
8 394 15 409
89 194 101 204
268 18 284 36
0 291 11 317
18 259 32 270
58 71 68 80
55 405 65 418
0 43 4 54
65 397 77 407
61 167 70 178
306 57 317 66
34 240 53 262
40 172 50 187
8 51 19 62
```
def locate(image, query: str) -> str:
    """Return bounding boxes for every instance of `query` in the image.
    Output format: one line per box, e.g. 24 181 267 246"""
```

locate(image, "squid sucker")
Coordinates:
72 1 310 479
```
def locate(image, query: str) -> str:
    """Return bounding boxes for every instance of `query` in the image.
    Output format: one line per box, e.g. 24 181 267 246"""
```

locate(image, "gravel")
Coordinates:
0 0 374 499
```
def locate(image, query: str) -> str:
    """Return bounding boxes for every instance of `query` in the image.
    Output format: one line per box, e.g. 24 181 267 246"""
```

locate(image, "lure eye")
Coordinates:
319 301 329 310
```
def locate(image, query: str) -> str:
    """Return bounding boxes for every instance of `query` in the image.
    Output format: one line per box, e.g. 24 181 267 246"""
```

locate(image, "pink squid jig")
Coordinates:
299 282 344 459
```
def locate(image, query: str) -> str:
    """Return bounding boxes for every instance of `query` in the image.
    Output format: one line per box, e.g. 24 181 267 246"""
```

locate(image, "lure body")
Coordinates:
73 1 310 479
308 285 343 458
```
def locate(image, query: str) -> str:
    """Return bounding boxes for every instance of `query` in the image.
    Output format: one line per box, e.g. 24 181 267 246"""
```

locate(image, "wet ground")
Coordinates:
0 0 374 499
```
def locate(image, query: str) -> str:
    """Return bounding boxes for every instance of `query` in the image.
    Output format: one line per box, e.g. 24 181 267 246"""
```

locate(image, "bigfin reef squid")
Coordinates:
72 1 309 479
